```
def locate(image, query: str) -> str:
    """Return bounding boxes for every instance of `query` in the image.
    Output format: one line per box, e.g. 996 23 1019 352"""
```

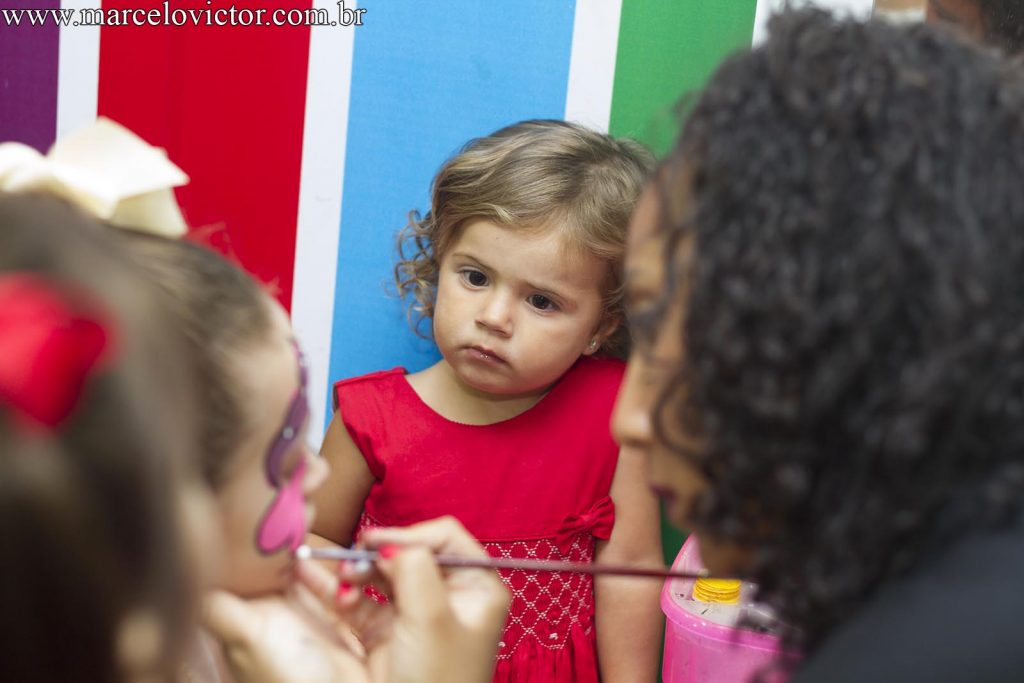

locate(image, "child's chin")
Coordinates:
456 370 538 397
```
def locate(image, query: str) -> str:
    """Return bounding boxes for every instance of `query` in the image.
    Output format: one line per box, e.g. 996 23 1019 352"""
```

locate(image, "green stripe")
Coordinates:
609 0 758 158
608 0 758 569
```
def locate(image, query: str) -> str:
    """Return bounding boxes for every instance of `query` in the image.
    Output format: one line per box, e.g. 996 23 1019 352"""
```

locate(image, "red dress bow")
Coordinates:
0 274 113 430
555 495 616 554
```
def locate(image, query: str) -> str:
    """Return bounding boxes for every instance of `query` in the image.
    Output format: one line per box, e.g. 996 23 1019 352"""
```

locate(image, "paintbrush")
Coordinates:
295 544 720 581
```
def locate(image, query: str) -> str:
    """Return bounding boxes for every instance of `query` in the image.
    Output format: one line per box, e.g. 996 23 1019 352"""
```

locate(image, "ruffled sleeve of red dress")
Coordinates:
332 367 407 479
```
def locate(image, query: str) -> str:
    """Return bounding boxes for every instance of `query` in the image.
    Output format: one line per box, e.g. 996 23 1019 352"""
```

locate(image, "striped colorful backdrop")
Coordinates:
2 0 871 455
5 0 869 433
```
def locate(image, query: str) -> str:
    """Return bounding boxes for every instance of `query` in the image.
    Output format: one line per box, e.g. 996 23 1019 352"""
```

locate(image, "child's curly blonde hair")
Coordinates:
395 119 654 358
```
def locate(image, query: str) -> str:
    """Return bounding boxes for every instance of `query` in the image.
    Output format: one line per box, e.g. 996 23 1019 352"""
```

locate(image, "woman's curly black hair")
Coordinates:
645 8 1024 661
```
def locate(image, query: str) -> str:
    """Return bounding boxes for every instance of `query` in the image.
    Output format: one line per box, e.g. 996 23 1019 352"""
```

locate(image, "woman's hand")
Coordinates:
203 516 509 683
303 515 510 683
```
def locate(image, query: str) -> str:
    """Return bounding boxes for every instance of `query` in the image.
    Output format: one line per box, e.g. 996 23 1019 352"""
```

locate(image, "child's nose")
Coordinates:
476 291 514 336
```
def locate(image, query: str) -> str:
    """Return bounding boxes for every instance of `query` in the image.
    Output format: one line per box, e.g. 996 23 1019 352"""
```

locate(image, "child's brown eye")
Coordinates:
462 269 488 286
528 294 557 311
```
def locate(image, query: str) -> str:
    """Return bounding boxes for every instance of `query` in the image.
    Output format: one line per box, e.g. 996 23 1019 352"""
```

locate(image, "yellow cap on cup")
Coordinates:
692 578 742 605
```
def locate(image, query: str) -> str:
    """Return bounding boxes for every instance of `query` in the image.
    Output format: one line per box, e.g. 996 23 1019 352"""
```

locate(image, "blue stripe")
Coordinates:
325 0 577 426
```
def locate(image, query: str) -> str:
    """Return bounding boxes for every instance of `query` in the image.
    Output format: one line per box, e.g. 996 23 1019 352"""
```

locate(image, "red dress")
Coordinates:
333 356 624 683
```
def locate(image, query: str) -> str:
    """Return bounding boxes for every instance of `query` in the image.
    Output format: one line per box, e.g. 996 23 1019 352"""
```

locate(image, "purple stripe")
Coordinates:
0 0 60 151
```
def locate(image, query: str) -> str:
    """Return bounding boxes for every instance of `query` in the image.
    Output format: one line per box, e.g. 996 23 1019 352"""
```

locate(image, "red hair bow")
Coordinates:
0 274 114 430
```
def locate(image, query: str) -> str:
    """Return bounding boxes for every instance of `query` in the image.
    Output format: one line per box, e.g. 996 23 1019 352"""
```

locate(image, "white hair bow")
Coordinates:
0 117 189 237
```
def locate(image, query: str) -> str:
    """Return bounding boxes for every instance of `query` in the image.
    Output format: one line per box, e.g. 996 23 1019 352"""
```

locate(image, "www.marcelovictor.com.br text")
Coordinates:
2 1 366 27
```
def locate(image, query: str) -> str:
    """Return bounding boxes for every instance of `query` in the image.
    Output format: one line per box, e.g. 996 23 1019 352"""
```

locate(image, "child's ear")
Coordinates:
583 315 621 356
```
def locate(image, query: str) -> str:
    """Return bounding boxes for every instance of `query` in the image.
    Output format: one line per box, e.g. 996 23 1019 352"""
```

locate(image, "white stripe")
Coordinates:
56 0 100 138
564 0 623 133
753 0 875 45
292 0 358 440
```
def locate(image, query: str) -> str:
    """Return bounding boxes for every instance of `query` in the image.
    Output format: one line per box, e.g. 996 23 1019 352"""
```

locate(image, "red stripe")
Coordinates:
97 0 312 310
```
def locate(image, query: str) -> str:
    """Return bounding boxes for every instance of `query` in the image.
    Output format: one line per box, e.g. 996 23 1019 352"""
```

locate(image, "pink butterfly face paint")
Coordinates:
256 458 308 554
255 346 311 556
263 348 309 488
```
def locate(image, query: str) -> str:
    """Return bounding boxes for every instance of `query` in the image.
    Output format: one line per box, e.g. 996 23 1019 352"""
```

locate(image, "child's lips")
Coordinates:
466 345 507 364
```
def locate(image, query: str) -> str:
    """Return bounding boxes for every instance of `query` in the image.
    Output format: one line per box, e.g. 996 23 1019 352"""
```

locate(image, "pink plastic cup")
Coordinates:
662 536 784 683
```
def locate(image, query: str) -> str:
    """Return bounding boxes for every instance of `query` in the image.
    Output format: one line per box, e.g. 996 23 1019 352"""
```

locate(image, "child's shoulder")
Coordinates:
332 367 406 411
334 367 406 389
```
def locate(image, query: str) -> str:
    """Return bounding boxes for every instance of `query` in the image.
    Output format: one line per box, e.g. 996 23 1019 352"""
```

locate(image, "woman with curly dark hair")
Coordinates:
613 8 1024 682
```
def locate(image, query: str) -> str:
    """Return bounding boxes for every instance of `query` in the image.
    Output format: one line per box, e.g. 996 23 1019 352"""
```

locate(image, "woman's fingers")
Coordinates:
361 516 490 558
293 558 393 641
292 517 511 683
375 545 453 629
368 519 511 636
201 589 257 646
371 538 509 683
293 556 339 601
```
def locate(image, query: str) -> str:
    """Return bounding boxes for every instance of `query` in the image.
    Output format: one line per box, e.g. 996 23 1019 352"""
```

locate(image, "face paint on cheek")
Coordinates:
256 458 308 555
264 350 310 487
255 343 313 556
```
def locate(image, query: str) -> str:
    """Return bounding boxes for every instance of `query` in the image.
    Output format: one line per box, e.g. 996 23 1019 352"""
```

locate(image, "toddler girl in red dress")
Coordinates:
313 120 663 682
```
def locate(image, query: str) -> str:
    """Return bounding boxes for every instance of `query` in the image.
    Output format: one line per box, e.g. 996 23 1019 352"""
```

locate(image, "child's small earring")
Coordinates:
588 339 598 351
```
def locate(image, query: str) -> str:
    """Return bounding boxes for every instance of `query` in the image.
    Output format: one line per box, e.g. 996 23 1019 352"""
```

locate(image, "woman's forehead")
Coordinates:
626 186 696 291
627 186 663 249
927 0 984 38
